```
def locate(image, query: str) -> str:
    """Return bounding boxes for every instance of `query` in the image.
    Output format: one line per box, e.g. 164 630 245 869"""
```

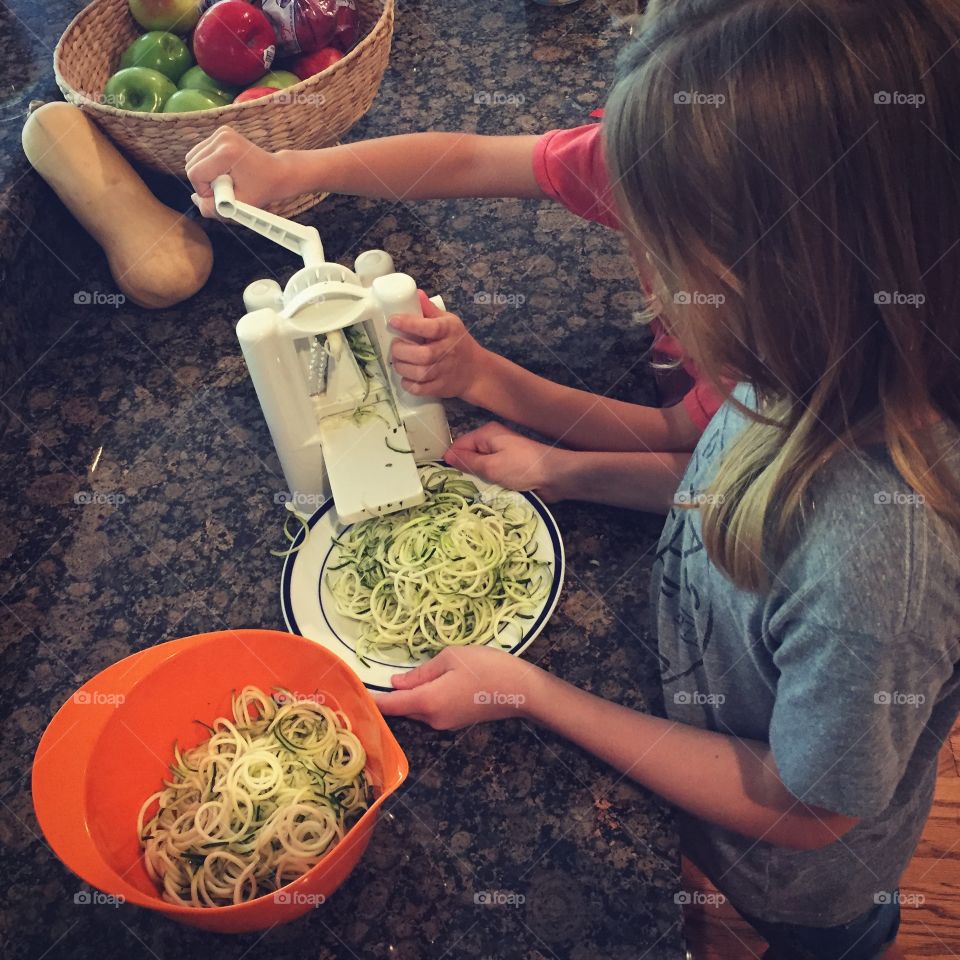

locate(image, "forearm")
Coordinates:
523 672 856 849
550 449 690 513
468 350 702 453
275 133 543 201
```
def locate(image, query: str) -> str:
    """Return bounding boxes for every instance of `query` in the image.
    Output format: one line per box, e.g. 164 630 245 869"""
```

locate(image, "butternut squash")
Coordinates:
22 102 213 309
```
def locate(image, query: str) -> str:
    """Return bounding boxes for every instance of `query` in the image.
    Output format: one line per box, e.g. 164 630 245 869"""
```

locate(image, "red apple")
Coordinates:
290 46 343 81
193 1 277 86
233 85 280 102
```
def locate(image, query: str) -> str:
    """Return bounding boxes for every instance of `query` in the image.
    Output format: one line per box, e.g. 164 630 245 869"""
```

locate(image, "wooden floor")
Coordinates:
682 722 960 959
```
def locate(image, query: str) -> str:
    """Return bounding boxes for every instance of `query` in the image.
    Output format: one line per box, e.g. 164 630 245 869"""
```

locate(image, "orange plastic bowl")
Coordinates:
32 630 408 933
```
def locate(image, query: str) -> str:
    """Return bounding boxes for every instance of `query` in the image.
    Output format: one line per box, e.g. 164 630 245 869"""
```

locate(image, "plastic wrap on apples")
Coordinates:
257 0 359 56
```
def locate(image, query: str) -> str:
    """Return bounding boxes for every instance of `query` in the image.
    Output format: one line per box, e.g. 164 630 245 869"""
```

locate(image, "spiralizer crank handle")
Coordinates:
211 174 325 268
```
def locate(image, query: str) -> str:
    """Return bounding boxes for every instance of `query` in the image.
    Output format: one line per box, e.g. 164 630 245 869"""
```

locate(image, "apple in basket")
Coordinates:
120 31 194 82
233 85 280 103
193 0 278 86
104 67 177 112
178 64 240 103
128 0 201 34
254 69 301 88
291 46 343 80
163 88 229 112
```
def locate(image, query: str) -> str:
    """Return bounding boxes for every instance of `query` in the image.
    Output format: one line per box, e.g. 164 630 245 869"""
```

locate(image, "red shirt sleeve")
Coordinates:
532 124 621 230
648 321 729 431
682 379 729 432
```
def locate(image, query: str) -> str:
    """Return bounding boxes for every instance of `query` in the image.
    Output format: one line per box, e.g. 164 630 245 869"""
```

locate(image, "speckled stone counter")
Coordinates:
0 0 82 430
1 1 685 958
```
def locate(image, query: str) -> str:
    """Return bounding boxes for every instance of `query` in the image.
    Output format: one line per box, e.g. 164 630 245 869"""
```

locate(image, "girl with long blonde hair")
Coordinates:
189 0 960 954
374 1 960 955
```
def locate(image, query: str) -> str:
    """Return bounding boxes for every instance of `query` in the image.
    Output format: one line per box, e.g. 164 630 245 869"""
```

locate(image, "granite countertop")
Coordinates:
0 1 684 957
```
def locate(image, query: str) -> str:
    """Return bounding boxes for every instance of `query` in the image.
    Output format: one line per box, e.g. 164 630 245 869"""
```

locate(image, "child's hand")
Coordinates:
185 126 290 217
389 294 487 399
445 422 569 501
373 646 542 730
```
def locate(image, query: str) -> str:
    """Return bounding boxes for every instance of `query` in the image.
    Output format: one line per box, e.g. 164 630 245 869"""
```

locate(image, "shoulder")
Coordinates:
682 390 960 636
533 123 620 229
682 382 754 487
770 435 960 637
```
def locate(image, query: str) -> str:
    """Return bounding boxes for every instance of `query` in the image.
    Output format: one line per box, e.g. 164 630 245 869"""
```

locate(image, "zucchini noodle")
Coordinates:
138 686 371 908
270 502 312 558
343 325 380 381
326 465 551 663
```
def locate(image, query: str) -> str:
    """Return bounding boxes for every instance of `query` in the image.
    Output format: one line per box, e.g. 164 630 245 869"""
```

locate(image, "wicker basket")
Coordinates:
54 0 393 217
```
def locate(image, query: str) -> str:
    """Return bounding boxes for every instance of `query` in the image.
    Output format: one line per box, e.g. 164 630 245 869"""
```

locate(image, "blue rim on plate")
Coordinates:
279 469 565 691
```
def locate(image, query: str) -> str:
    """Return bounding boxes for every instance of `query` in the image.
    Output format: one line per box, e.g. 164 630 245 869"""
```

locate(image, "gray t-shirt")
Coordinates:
653 384 960 926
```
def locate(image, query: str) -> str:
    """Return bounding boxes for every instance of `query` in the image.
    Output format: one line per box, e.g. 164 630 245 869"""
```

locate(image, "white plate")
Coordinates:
280 467 565 690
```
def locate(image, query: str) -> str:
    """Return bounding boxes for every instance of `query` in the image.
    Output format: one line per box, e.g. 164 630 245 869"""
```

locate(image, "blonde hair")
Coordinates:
605 0 960 589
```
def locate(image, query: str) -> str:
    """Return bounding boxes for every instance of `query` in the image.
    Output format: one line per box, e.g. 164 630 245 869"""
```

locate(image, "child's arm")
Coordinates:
466 349 701 453
375 648 859 851
445 422 689 514
185 127 544 215
390 300 704 454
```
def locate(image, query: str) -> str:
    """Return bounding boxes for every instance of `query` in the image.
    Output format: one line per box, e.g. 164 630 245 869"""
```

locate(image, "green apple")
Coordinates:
104 67 177 112
128 0 200 34
252 70 301 90
120 31 194 82
163 88 228 112
178 65 239 104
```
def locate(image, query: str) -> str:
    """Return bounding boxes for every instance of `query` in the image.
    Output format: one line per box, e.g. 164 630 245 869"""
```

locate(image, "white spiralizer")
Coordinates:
212 175 451 524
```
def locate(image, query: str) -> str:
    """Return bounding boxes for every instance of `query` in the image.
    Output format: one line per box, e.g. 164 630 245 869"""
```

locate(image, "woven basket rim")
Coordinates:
53 0 393 120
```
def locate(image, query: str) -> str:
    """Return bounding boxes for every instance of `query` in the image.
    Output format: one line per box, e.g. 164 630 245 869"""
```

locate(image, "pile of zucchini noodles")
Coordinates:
326 465 551 663
138 685 371 907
